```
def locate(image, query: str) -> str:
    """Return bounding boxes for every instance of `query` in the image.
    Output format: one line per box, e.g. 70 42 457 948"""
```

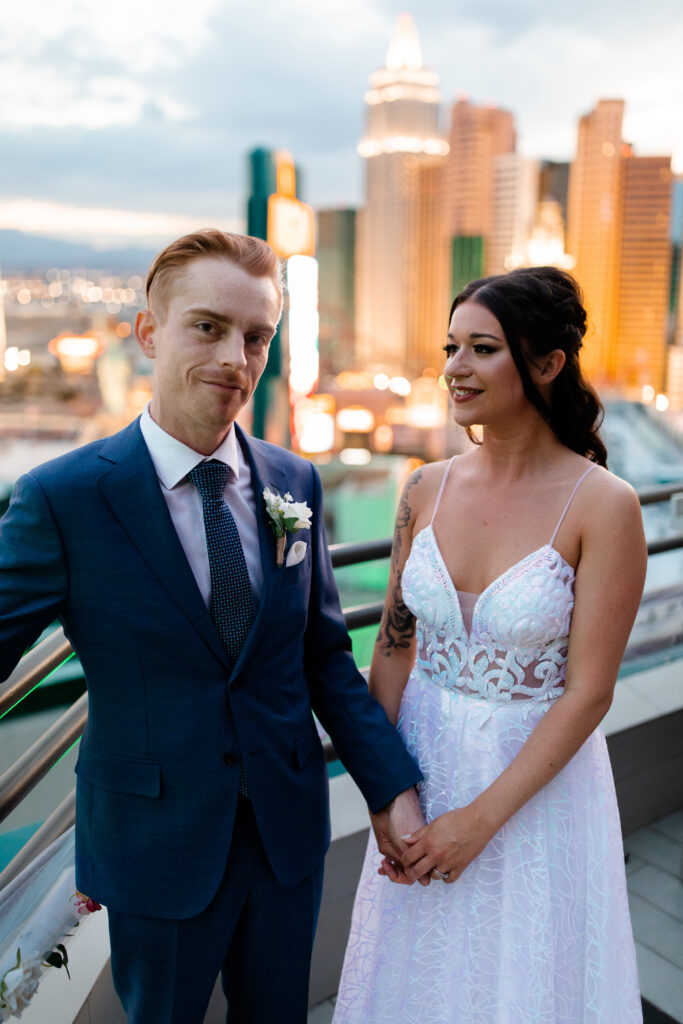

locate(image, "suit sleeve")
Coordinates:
0 472 69 681
303 463 422 812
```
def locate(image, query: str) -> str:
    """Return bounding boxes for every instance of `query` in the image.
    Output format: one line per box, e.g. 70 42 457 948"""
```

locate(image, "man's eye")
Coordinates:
247 334 268 346
196 321 216 334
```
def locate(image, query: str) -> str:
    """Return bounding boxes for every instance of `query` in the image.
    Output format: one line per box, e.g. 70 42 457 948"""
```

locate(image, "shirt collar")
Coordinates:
139 404 240 489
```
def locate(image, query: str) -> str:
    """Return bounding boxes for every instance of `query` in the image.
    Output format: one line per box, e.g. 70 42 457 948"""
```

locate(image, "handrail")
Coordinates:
0 628 74 718
0 788 76 891
1 479 683 889
0 693 87 824
330 538 391 568
637 482 683 506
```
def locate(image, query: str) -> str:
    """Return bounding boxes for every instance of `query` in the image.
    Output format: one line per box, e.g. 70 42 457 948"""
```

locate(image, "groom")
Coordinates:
0 230 423 1023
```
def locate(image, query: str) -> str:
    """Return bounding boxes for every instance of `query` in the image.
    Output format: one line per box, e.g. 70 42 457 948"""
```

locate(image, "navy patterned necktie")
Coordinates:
188 460 255 664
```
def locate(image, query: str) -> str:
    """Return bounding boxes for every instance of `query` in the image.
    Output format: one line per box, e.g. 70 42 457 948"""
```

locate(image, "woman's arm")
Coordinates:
369 467 423 723
402 474 647 883
367 465 434 883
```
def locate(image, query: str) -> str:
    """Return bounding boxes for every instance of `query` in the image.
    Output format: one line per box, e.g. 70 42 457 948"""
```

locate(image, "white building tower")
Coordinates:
355 14 448 375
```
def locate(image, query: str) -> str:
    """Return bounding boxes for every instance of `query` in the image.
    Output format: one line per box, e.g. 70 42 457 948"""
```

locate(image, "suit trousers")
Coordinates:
108 796 325 1024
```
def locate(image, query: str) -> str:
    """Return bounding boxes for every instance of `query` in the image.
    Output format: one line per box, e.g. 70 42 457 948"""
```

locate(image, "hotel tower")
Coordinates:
355 14 448 375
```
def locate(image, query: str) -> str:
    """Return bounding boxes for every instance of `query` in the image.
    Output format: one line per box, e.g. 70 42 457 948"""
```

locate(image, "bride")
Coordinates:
333 266 646 1023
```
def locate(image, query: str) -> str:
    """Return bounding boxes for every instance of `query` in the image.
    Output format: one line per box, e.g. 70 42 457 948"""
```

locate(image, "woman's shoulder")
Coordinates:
570 459 642 533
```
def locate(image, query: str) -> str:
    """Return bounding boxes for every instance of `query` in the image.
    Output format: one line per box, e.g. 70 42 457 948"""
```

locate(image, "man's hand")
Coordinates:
370 787 430 886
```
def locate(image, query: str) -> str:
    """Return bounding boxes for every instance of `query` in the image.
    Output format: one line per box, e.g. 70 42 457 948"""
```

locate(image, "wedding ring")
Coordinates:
432 868 450 881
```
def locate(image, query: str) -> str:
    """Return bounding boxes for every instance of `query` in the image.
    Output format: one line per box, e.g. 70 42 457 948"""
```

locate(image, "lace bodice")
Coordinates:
402 528 575 705
401 460 595 706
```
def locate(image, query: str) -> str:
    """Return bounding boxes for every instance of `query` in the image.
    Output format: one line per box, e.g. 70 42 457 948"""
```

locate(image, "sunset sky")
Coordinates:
2 0 682 247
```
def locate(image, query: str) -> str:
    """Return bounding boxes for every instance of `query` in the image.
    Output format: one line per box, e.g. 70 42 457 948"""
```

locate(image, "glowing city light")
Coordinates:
4 347 20 372
642 385 655 402
389 376 411 397
287 256 319 401
340 448 372 466
336 406 375 433
358 136 449 158
48 333 103 373
655 394 669 412
374 373 390 390
298 412 335 454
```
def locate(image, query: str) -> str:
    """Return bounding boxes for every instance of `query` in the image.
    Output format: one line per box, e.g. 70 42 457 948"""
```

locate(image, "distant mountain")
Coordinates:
0 229 157 273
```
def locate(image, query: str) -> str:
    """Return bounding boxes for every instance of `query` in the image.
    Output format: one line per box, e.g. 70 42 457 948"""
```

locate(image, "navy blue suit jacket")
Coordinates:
0 419 421 919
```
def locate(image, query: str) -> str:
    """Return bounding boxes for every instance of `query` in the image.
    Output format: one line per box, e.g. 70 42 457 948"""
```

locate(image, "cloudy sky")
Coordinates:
1 0 682 248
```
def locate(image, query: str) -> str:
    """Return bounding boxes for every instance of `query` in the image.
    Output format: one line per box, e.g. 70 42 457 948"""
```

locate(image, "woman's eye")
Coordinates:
474 344 495 354
443 343 458 357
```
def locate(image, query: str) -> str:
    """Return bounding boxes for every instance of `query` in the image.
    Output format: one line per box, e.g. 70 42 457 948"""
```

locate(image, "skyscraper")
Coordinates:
317 208 356 377
356 14 448 375
444 98 516 290
615 154 672 390
566 100 625 385
488 154 539 275
567 100 672 391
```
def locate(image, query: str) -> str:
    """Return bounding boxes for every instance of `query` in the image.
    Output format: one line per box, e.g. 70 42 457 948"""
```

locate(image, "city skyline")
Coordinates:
1 0 682 248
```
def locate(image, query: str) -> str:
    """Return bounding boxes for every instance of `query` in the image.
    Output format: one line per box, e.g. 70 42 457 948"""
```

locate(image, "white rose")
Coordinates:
286 501 312 530
1 957 42 1014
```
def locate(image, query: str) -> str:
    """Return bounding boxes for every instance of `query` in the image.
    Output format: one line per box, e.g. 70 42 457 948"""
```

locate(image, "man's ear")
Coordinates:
538 349 566 383
135 310 156 359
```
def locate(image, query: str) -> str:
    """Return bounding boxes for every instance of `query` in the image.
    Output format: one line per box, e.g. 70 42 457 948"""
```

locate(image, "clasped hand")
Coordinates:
375 802 495 885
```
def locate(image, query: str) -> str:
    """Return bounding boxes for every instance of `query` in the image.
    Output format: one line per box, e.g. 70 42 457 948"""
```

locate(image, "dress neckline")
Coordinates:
417 524 576 621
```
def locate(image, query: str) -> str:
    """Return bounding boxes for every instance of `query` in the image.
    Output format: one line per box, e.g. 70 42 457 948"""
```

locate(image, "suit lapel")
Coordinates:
231 426 288 676
97 421 230 670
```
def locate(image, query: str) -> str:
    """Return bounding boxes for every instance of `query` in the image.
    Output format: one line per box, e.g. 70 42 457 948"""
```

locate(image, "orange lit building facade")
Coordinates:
444 99 516 287
615 155 672 391
567 100 672 392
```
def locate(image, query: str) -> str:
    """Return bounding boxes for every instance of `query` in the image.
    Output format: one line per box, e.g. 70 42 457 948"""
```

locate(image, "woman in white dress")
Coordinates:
334 267 646 1024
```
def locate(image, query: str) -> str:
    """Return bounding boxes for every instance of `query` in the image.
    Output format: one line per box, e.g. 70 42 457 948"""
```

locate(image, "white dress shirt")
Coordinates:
139 405 264 608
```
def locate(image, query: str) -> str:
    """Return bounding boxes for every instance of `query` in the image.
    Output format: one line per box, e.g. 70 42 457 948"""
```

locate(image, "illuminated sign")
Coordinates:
48 332 102 373
267 151 315 259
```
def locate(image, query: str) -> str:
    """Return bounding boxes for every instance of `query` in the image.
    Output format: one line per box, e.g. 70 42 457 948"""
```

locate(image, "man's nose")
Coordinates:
216 332 247 368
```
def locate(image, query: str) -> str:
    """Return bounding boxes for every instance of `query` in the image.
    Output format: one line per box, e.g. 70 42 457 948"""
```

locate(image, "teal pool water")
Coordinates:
0 821 41 875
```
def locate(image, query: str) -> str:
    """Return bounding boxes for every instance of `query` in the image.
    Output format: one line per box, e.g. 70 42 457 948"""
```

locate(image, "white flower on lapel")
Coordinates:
263 488 313 568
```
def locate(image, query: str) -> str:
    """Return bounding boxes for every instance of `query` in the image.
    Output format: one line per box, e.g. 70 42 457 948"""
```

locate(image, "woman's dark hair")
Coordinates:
450 266 607 467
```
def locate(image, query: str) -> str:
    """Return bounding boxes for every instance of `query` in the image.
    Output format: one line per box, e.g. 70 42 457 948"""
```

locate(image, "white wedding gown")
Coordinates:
333 463 642 1024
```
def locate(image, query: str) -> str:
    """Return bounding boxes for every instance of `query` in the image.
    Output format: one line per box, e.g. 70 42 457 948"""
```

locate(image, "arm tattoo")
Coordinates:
376 469 422 655
391 468 423 571
376 573 415 656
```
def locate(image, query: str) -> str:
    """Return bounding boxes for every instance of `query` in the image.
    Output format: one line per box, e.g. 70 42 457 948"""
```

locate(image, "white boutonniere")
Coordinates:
263 488 313 568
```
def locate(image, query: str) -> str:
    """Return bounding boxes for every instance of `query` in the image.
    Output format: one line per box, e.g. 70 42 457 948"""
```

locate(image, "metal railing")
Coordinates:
2 480 683 889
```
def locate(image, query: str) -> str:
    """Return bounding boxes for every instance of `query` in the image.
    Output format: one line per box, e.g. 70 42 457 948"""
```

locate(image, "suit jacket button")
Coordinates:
223 753 238 767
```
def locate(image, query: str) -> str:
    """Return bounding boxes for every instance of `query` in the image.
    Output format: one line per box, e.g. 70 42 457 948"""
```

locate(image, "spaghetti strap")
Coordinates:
431 457 457 526
549 464 597 548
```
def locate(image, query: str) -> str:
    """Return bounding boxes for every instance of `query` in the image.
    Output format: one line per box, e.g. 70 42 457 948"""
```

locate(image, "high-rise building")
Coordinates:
444 98 516 291
566 100 625 385
355 14 448 375
317 209 356 377
567 100 672 392
488 154 539 275
539 161 570 229
615 155 672 390
413 158 450 369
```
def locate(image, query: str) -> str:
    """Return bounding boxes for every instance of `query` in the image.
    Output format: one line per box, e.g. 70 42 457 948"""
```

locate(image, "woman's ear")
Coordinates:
539 349 566 383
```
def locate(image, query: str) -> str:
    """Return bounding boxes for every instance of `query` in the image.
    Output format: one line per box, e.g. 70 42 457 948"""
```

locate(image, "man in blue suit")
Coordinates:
0 230 423 1023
